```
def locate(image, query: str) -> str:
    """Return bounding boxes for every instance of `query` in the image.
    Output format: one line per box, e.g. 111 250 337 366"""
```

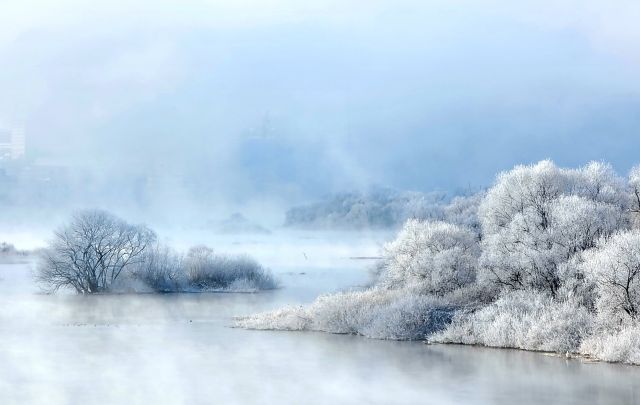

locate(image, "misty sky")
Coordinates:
2 0 640 201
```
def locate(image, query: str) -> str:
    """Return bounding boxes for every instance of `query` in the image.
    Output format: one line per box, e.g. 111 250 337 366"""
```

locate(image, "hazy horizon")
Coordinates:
2 1 640 224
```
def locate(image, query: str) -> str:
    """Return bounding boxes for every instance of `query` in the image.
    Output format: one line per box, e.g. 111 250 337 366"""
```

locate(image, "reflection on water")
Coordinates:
1 231 639 404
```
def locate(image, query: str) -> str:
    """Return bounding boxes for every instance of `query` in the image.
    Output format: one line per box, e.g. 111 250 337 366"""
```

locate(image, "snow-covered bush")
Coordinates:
236 305 311 331
432 290 593 353
358 294 455 340
236 289 455 340
129 244 184 292
380 220 479 295
131 245 277 292
580 325 640 365
183 246 276 291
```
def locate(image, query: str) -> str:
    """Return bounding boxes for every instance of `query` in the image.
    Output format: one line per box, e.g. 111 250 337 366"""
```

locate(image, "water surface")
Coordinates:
0 231 638 404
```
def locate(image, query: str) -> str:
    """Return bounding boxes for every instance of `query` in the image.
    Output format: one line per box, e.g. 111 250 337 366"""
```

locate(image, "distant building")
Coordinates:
0 126 26 160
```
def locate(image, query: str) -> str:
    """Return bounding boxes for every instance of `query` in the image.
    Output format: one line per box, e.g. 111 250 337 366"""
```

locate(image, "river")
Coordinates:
0 231 638 404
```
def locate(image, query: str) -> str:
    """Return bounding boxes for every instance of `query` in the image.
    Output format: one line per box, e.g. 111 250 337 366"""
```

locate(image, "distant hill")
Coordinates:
207 213 271 235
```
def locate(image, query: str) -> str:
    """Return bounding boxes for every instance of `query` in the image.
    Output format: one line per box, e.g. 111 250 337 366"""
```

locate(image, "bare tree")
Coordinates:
37 210 156 293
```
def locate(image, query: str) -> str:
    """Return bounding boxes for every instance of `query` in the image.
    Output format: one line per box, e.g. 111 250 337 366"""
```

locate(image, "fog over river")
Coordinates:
0 231 638 405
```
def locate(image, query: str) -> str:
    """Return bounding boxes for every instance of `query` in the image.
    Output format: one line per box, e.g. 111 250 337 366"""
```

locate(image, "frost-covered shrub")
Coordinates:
183 246 276 291
581 230 640 323
580 325 640 365
236 289 455 340
359 295 455 340
432 290 593 353
235 306 311 331
440 282 499 308
131 245 277 292
305 289 396 334
129 245 184 292
380 220 479 295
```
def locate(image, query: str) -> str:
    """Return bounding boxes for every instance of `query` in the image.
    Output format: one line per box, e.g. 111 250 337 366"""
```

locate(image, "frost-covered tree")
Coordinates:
581 230 640 322
380 220 479 295
569 160 628 207
37 210 156 293
479 161 627 297
479 160 625 234
628 166 640 228
442 192 485 236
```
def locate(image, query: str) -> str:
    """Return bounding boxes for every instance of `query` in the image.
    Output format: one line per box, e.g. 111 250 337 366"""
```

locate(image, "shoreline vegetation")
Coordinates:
284 188 482 231
236 160 640 366
35 210 277 294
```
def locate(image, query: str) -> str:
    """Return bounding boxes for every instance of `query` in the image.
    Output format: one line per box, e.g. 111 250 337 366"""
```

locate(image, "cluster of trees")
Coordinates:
1 242 22 256
0 242 29 263
237 160 640 365
132 244 276 293
284 189 452 229
37 210 276 294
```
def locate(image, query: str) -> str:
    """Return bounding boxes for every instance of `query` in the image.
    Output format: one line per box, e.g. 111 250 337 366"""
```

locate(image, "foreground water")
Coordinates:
1 231 639 404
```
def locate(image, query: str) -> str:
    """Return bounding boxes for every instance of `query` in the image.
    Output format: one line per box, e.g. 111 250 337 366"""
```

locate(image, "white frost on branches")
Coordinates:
238 160 640 365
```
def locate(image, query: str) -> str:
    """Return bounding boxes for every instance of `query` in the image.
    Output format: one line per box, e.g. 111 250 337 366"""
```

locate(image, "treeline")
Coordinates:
37 210 276 294
0 242 30 263
237 160 640 365
284 188 483 230
0 242 24 256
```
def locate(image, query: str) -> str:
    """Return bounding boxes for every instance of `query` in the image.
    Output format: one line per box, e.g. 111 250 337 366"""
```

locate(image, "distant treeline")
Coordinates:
285 188 483 230
0 242 29 262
